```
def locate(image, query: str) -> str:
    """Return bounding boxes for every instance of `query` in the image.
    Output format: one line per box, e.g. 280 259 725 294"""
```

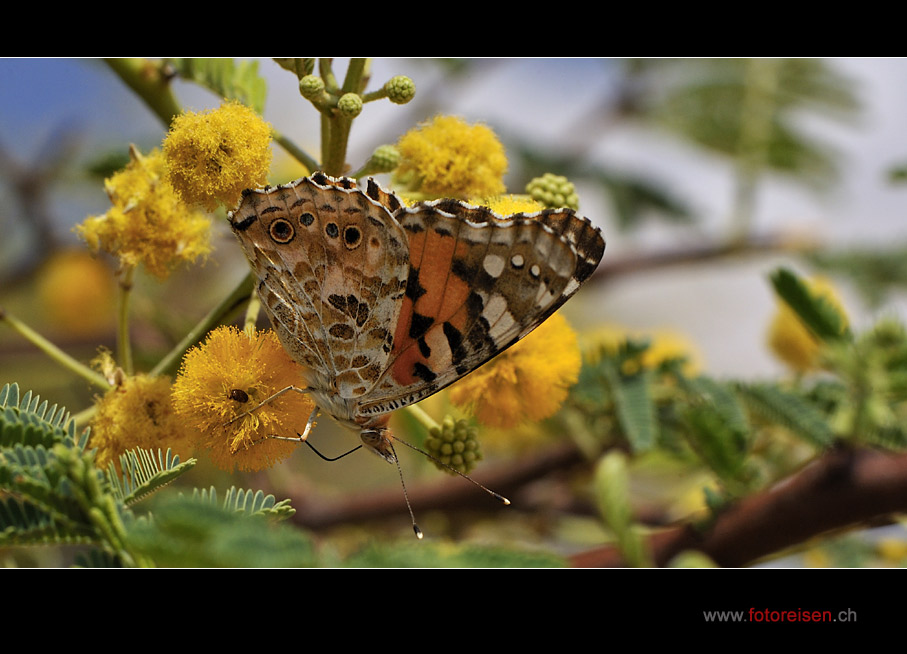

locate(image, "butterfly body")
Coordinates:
228 172 605 461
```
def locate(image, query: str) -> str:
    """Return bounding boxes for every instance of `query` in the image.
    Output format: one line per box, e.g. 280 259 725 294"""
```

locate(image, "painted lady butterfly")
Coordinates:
228 172 605 465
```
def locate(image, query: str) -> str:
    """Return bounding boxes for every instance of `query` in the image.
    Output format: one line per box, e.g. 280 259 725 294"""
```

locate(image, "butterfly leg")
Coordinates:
225 385 313 427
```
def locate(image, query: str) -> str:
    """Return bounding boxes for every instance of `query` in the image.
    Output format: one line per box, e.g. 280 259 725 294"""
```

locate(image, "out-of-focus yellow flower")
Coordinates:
474 195 545 216
36 250 115 337
877 538 907 565
75 146 211 280
395 115 507 199
163 101 272 211
583 324 703 376
90 372 194 472
449 312 581 429
767 276 848 373
171 326 315 472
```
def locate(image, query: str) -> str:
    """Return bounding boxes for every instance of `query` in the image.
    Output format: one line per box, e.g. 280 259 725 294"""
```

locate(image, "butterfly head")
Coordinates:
359 425 397 464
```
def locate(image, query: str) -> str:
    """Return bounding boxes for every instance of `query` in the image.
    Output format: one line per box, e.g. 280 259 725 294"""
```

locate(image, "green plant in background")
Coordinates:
3 58 907 568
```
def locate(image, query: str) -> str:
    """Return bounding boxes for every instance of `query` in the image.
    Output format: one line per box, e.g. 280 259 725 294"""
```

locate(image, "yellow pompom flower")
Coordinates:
163 101 272 211
75 146 211 280
583 324 703 376
37 250 115 337
396 115 507 199
171 326 315 472
768 276 848 373
90 373 195 472
449 312 581 429
474 195 545 217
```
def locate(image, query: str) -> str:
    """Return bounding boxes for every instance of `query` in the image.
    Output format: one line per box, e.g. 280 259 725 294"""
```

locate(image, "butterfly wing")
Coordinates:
356 199 605 420
229 174 410 400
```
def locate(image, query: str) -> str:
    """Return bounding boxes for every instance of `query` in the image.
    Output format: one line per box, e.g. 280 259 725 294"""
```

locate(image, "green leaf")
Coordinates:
0 383 83 449
680 403 749 488
736 382 835 448
0 496 94 546
342 540 566 568
191 485 295 520
168 58 267 114
127 496 316 567
106 447 196 507
593 451 650 567
272 58 315 78
604 362 658 452
770 267 851 342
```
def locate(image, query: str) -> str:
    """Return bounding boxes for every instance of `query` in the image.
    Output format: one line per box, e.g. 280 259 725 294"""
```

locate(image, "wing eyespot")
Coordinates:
269 219 295 243
343 225 363 249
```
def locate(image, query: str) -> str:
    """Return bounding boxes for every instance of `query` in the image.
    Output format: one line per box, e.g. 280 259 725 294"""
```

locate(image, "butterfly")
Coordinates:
228 172 605 466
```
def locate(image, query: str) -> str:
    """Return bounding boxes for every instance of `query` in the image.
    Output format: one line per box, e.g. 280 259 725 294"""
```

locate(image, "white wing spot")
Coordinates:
483 254 506 278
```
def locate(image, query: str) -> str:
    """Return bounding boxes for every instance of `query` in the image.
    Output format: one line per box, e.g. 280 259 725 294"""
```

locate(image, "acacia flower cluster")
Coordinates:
395 115 508 199
171 327 315 472
163 101 273 211
449 312 582 429
75 146 211 280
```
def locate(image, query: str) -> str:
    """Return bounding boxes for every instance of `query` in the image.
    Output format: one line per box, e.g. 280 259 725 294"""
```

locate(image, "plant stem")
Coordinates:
149 271 255 377
103 58 182 127
0 308 111 390
404 403 441 432
272 129 320 174
116 265 135 375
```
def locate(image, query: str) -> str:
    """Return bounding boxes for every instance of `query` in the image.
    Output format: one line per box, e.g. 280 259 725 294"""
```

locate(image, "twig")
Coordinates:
570 445 907 567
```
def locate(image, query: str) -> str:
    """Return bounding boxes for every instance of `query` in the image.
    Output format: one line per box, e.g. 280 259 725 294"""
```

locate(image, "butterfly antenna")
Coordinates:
389 434 511 506
387 440 423 540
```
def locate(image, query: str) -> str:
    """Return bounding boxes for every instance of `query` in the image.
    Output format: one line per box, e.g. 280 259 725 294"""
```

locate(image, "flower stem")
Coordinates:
404 403 441 432
0 308 111 390
272 129 320 174
320 58 371 177
243 290 262 336
150 271 256 377
103 58 182 127
116 265 135 375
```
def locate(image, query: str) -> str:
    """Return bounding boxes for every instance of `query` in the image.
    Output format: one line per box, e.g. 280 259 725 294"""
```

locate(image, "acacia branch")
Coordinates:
571 445 907 567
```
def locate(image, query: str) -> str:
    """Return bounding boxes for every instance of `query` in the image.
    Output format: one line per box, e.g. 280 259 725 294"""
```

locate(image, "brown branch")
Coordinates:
570 445 907 567
590 231 820 285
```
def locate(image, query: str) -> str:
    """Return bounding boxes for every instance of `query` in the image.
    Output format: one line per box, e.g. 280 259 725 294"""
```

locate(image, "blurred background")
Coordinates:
2 58 906 564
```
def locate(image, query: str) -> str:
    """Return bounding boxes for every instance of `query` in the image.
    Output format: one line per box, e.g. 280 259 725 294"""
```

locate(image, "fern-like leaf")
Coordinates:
168 58 267 113
0 496 96 546
192 485 295 520
603 363 658 452
73 549 124 568
106 447 196 506
770 268 851 342
736 382 835 448
0 383 83 449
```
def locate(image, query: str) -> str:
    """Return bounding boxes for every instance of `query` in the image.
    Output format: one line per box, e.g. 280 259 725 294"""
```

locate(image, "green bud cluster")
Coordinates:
299 74 325 100
526 173 580 210
337 93 363 118
368 145 401 173
384 75 416 104
425 415 482 475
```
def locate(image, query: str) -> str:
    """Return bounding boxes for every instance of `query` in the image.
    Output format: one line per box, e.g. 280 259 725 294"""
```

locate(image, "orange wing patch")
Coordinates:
389 221 473 386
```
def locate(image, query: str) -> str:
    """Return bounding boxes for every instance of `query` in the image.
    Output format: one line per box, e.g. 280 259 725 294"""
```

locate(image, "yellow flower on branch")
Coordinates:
75 147 211 280
767 276 848 373
583 324 703 376
449 312 581 429
171 326 315 472
396 115 507 199
163 101 273 211
90 372 194 472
